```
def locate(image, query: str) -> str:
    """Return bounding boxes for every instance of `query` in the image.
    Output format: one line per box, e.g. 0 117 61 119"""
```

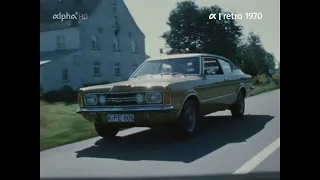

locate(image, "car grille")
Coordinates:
104 93 137 106
85 92 163 107
84 92 162 107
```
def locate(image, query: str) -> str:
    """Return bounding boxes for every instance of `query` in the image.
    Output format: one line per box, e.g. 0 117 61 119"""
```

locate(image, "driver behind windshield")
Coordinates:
160 63 173 73
131 57 200 78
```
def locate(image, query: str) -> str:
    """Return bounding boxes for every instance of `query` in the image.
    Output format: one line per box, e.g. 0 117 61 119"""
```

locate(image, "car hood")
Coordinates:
81 75 202 93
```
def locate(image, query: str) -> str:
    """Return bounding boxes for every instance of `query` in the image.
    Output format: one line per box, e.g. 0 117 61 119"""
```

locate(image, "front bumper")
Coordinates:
76 105 177 126
76 105 174 113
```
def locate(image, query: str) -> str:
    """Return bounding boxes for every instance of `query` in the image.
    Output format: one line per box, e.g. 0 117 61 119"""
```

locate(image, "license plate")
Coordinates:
107 114 134 122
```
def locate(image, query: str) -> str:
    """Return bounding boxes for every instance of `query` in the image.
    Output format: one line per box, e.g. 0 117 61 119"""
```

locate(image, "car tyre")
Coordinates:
94 123 119 139
177 100 199 137
230 91 245 118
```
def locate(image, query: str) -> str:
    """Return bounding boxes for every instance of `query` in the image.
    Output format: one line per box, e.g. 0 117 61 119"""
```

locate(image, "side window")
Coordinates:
92 35 100 50
203 58 223 75
93 62 100 76
114 63 121 76
132 40 137 53
62 69 68 82
218 59 232 74
113 38 119 51
56 35 65 50
230 62 239 70
132 63 138 71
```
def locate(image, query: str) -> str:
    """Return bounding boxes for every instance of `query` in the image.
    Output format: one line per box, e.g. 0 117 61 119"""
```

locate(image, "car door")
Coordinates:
201 57 229 113
217 59 238 105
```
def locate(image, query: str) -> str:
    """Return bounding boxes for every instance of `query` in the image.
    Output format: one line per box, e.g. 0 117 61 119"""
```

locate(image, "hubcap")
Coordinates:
184 107 196 132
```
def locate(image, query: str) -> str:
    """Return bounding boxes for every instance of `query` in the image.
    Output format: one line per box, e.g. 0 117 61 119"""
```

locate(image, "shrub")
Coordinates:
41 81 111 103
254 74 269 85
272 73 280 87
42 86 77 103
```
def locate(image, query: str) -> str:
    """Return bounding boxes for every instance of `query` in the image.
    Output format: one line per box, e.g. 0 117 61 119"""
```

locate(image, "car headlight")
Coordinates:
145 92 162 104
136 93 145 104
85 94 97 105
98 95 106 105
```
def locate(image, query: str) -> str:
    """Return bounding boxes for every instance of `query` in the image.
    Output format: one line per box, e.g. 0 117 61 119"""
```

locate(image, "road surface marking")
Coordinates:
233 137 280 174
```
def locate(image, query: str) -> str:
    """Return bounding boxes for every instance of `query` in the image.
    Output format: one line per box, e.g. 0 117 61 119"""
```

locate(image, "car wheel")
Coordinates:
177 100 199 137
230 91 245 118
94 123 119 139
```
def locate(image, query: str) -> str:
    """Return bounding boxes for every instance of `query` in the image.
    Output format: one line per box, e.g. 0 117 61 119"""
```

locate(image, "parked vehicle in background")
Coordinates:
76 53 254 139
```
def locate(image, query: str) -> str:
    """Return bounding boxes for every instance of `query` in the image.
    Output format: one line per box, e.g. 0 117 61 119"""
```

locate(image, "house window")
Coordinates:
113 38 119 51
112 0 116 5
98 28 103 34
93 62 100 76
113 17 119 27
57 35 65 49
92 35 100 50
114 63 120 76
128 32 132 38
133 63 138 70
113 17 119 36
132 40 137 53
62 69 68 81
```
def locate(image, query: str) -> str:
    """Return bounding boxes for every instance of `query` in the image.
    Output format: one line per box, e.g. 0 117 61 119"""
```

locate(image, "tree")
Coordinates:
162 0 276 77
236 32 276 76
162 0 243 61
264 52 276 73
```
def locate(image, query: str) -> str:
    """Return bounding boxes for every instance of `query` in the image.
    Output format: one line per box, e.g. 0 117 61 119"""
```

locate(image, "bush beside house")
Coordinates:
41 81 111 103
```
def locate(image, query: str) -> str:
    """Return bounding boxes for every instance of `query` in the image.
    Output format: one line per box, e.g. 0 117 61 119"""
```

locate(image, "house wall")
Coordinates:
40 27 81 52
40 0 146 92
41 51 83 93
79 0 146 84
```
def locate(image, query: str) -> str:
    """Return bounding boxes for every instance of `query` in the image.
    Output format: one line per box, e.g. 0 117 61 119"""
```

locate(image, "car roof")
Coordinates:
146 53 227 61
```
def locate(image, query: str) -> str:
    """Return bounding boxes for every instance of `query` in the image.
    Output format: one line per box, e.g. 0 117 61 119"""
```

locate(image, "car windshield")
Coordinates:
131 57 200 78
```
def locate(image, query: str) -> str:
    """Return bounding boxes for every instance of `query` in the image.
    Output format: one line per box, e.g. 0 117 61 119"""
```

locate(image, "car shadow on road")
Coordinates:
75 114 273 163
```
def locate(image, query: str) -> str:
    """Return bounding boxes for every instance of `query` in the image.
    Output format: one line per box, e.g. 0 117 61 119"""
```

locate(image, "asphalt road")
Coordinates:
40 89 280 179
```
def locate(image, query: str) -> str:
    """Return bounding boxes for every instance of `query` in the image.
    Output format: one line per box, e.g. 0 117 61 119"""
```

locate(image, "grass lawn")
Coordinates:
40 83 279 151
40 101 97 151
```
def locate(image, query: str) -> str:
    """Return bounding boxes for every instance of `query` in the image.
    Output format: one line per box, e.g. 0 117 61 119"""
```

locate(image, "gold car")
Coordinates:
76 53 254 138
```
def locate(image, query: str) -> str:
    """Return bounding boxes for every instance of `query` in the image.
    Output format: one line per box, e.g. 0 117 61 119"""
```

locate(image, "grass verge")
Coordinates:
40 101 97 151
250 82 279 96
40 83 279 151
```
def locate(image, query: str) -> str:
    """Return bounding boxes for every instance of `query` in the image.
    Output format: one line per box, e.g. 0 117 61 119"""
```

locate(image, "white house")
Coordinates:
40 0 146 93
